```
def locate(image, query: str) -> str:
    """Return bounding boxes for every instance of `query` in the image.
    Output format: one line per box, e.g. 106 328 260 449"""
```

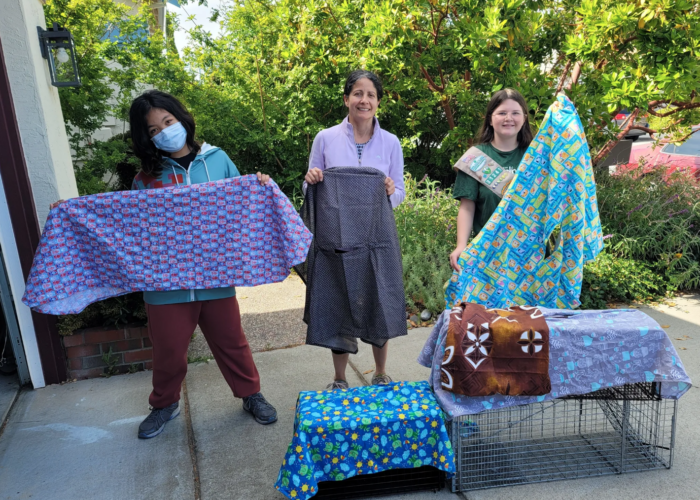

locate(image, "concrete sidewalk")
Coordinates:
0 296 697 500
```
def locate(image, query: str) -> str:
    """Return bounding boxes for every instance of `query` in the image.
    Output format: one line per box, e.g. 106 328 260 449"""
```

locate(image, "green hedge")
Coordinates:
395 174 459 314
57 293 146 336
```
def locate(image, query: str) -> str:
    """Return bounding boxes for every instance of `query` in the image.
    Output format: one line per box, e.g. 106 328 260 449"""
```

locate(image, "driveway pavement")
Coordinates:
0 289 697 500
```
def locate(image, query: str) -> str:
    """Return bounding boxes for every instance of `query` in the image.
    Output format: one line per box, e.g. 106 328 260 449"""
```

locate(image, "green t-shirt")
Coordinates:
452 143 527 236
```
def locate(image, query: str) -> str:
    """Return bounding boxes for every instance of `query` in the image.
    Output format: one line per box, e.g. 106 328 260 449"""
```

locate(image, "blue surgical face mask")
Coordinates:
151 122 188 153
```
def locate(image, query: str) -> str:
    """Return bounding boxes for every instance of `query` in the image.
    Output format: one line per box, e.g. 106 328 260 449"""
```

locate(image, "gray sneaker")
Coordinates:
138 402 180 439
371 373 393 386
242 392 278 425
326 380 350 390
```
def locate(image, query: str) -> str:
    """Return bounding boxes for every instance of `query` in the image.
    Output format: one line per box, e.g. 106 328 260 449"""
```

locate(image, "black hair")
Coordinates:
128 90 200 177
477 88 534 149
343 70 384 101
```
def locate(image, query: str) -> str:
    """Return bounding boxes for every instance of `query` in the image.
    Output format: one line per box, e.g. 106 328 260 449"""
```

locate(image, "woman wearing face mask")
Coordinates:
127 90 277 438
304 70 406 390
449 88 534 272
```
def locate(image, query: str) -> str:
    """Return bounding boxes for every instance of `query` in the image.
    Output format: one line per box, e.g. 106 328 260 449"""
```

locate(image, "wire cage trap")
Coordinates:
450 382 677 492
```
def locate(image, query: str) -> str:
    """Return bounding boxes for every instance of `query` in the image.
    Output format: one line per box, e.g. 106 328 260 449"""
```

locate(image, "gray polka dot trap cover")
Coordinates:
295 167 407 353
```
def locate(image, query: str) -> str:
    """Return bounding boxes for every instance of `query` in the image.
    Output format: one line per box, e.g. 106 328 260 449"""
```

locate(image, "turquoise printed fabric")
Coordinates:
275 381 454 499
446 95 603 310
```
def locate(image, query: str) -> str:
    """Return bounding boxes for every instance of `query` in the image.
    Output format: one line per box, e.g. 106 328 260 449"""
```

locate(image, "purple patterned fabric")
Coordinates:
419 308 692 417
22 175 312 315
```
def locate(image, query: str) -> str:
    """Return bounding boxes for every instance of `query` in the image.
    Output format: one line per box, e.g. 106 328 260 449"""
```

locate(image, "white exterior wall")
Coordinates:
0 0 82 388
0 0 79 229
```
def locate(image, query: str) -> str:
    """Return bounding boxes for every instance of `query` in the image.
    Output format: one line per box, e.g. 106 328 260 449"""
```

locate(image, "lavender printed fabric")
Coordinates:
22 175 312 315
419 308 692 418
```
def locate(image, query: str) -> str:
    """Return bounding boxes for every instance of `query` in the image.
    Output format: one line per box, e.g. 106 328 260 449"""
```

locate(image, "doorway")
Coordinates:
0 243 29 386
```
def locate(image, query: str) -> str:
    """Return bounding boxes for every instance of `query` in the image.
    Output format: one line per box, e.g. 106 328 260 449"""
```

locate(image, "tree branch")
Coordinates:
647 99 669 108
547 53 566 76
442 97 456 130
568 61 582 87
254 57 267 134
627 125 656 135
324 4 345 32
675 127 700 143
614 35 637 50
420 64 444 92
593 108 640 166
434 11 447 46
438 65 446 90
591 36 636 71
647 102 700 118
556 60 572 94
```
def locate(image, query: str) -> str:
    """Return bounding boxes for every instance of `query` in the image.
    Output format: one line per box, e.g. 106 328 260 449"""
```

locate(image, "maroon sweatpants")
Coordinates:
145 296 260 408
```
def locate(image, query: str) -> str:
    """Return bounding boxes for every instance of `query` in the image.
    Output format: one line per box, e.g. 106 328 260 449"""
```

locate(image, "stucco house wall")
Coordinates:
0 0 78 228
0 0 81 388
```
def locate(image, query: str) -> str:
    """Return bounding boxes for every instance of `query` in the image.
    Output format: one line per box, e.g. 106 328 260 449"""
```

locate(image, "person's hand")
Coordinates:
449 247 464 272
305 168 324 185
256 172 271 185
384 177 395 196
49 199 65 210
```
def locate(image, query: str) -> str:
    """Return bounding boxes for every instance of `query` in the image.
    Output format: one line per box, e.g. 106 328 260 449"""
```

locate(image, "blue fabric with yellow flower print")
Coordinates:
275 381 455 500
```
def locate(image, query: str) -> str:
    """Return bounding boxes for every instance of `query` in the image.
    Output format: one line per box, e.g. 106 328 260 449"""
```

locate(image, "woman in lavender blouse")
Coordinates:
305 70 405 390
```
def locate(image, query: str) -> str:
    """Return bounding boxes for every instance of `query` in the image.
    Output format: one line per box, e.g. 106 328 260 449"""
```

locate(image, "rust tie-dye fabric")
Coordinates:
441 303 551 397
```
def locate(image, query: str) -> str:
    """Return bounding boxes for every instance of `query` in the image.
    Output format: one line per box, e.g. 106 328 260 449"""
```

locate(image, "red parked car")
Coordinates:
620 128 700 181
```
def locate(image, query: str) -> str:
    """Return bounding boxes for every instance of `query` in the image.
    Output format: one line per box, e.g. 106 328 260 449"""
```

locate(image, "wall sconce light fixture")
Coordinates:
37 23 81 88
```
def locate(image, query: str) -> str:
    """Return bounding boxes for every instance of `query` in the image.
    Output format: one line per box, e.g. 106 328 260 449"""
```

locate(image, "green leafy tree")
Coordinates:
164 0 699 192
48 0 700 193
563 0 700 164
43 0 182 195
43 0 156 146
166 0 563 189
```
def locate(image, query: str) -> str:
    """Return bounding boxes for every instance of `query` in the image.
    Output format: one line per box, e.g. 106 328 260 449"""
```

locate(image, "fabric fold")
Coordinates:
296 167 407 353
419 308 692 418
445 94 603 310
22 175 312 315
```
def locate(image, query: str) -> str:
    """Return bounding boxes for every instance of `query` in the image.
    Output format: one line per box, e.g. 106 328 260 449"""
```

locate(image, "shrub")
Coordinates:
57 293 147 336
579 252 670 310
74 133 140 196
395 174 458 315
596 167 700 290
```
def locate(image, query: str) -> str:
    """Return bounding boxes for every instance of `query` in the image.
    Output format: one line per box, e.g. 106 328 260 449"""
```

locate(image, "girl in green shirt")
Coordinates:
449 89 534 272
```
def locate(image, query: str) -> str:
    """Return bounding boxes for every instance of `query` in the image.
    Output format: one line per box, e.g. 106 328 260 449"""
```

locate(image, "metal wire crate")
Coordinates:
451 382 677 492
